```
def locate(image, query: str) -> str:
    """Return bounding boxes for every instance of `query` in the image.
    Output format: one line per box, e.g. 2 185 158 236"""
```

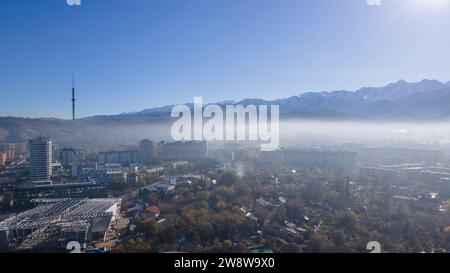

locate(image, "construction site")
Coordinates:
0 198 122 251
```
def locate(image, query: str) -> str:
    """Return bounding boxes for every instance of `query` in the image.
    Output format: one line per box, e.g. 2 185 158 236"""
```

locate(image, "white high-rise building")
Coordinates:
29 136 53 182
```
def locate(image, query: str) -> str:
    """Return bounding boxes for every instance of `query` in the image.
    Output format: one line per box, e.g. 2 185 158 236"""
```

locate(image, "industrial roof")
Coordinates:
0 198 121 231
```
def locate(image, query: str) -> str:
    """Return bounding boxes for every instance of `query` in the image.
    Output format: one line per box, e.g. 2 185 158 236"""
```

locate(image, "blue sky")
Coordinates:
1 0 450 118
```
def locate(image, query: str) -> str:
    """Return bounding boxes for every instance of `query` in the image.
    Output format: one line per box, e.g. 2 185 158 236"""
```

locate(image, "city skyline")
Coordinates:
1 0 449 257
1 0 450 118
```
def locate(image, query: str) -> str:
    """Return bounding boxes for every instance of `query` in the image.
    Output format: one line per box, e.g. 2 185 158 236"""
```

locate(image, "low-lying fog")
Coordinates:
280 120 450 150
56 119 450 153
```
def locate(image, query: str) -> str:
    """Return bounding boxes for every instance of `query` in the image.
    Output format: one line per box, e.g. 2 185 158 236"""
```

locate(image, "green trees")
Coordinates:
136 218 160 238
142 191 160 205
115 238 151 253
158 224 176 244
124 164 448 253
304 180 325 204
308 232 331 253
220 170 239 186
286 198 305 219
334 211 361 234
108 176 130 192
0 192 14 210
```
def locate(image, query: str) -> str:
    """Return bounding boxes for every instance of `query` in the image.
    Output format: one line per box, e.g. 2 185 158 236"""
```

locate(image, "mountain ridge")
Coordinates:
2 79 450 143
117 79 450 117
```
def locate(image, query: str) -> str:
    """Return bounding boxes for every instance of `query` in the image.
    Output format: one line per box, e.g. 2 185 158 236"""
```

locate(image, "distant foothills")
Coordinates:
1 79 450 143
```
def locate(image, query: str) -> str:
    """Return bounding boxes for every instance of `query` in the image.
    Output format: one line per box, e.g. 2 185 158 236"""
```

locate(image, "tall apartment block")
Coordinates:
29 136 53 182
138 139 154 165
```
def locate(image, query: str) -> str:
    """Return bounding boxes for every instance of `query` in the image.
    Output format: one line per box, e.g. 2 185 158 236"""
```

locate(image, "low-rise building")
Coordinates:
0 198 121 251
12 180 108 202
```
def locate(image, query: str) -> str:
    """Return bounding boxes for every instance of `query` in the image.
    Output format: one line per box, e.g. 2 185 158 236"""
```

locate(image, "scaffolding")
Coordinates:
0 198 121 250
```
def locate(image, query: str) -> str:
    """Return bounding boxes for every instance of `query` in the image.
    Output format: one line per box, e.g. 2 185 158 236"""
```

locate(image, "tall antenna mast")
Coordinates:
72 73 76 121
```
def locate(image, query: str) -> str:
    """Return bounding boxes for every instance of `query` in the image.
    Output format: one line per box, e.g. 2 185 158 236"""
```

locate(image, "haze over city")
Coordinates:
1 0 450 258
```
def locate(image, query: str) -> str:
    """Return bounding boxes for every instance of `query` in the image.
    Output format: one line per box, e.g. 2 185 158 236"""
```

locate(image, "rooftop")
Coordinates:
0 198 121 231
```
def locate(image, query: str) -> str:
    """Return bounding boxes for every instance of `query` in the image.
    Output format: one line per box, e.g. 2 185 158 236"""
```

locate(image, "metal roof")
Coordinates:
0 198 121 231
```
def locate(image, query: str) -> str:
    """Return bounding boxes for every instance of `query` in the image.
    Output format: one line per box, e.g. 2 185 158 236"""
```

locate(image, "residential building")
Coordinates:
29 136 53 182
158 141 208 161
138 139 154 165
98 150 138 165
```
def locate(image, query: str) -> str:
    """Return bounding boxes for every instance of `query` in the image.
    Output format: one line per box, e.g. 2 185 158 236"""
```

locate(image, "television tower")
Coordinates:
71 73 76 120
